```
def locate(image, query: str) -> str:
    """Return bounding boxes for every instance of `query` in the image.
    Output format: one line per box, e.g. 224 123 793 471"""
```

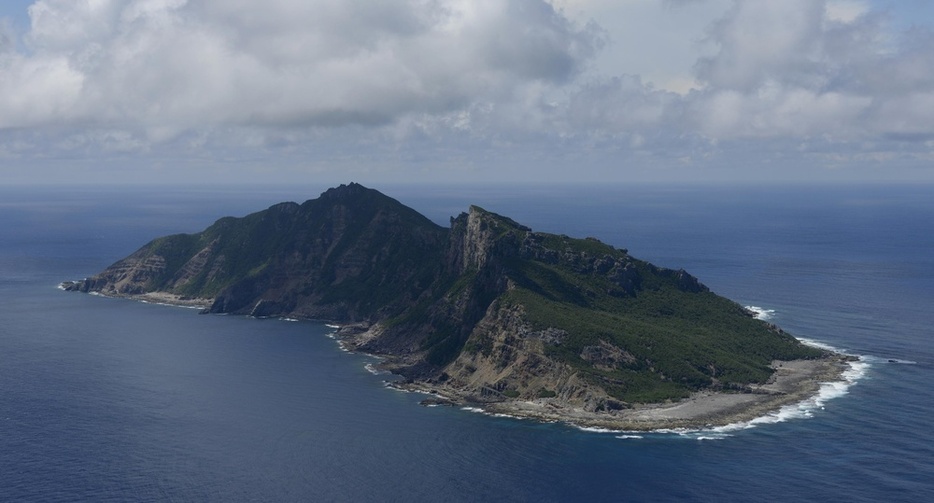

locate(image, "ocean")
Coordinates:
1 183 931 502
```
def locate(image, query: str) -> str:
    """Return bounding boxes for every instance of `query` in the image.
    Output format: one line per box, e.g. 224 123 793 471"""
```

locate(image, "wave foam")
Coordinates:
715 356 868 434
797 337 842 353
861 355 917 365
745 305 775 321
364 363 388 376
595 335 869 440
145 301 203 310
726 312 869 434
574 426 619 434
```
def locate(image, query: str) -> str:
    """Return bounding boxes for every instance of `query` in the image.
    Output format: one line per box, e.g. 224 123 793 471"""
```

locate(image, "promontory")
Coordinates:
63 183 850 430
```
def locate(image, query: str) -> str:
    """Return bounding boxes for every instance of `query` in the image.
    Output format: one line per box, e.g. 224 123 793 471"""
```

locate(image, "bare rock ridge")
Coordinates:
63 183 835 426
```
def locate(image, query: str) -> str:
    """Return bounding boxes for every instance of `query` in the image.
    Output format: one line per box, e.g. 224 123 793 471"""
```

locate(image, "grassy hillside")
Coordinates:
498 233 822 402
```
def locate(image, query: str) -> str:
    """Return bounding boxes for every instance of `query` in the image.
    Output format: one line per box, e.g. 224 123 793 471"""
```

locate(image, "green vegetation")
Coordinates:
135 183 448 318
89 183 824 405
499 235 822 402
537 388 557 398
540 233 618 257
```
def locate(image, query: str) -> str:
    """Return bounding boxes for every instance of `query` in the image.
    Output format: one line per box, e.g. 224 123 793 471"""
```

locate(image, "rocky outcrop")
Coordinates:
436 302 617 412
64 250 168 295
449 206 528 272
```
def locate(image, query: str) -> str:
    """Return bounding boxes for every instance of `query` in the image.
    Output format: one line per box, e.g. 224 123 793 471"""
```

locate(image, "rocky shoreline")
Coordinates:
60 282 214 309
333 316 855 432
384 354 855 432
63 285 855 432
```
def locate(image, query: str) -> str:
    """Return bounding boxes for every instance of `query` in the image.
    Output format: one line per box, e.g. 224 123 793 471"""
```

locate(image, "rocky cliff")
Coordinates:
64 183 826 410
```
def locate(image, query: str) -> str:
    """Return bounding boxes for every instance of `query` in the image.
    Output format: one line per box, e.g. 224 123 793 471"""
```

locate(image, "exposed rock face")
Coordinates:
88 253 167 295
66 183 825 408
452 206 528 272
580 340 637 371
437 302 617 412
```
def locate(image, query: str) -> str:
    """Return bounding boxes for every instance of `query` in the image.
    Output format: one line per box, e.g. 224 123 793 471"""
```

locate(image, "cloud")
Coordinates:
4 0 601 136
694 1 828 93
564 75 680 137
684 0 934 142
2 0 934 183
0 53 84 128
825 0 869 24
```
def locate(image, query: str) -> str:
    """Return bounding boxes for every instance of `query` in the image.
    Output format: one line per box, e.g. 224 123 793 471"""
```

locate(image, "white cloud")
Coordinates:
565 75 679 135
694 1 828 93
2 0 934 183
686 0 934 143
0 53 84 127
825 0 870 24
6 0 601 136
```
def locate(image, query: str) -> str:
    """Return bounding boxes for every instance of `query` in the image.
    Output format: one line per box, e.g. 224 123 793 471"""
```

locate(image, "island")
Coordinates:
63 183 851 431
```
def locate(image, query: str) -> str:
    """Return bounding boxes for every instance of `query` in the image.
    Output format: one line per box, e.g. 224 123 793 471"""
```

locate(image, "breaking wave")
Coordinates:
745 305 775 321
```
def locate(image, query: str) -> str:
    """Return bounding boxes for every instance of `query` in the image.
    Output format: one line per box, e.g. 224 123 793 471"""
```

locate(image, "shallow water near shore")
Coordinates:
2 184 932 501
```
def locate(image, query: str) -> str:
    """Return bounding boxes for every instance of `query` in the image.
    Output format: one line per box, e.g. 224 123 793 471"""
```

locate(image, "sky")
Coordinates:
2 0 934 185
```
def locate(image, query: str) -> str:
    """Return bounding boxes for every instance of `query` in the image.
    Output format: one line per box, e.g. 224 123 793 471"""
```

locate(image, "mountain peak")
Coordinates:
467 205 531 232
319 182 373 201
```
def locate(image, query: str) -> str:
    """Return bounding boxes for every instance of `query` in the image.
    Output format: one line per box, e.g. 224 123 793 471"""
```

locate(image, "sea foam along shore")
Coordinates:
69 288 864 434
390 353 857 433
324 313 862 433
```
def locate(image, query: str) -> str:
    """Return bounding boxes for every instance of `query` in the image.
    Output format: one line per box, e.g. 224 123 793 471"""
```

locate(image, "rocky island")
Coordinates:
63 183 851 431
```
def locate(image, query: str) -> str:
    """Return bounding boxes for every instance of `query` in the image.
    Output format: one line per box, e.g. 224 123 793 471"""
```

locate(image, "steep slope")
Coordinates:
67 183 448 321
65 183 827 413
360 205 823 408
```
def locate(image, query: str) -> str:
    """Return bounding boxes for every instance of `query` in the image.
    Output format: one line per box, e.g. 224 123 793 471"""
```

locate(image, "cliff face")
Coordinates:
438 301 618 412
65 183 825 406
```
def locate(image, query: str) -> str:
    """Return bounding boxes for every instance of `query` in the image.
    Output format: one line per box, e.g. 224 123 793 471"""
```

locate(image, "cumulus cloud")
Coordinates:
685 0 934 141
2 0 934 182
564 76 680 138
503 0 934 149
3 0 601 136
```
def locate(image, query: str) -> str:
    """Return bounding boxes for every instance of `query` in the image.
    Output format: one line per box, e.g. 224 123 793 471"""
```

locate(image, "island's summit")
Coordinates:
64 183 848 430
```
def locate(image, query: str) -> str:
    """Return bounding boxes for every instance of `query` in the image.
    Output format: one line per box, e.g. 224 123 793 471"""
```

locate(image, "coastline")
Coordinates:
60 284 214 310
333 318 859 433
64 287 858 433
386 355 856 432
132 291 215 309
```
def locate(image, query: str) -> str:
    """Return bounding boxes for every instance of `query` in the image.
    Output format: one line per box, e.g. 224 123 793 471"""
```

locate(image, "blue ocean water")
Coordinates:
1 184 932 502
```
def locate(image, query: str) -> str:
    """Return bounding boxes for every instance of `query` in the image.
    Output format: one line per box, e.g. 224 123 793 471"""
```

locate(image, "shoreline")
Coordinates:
131 291 214 309
60 284 214 310
64 287 859 433
386 355 856 432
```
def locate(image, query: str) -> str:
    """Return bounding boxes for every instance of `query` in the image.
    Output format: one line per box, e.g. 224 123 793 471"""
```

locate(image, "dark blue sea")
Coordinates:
1 183 932 502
